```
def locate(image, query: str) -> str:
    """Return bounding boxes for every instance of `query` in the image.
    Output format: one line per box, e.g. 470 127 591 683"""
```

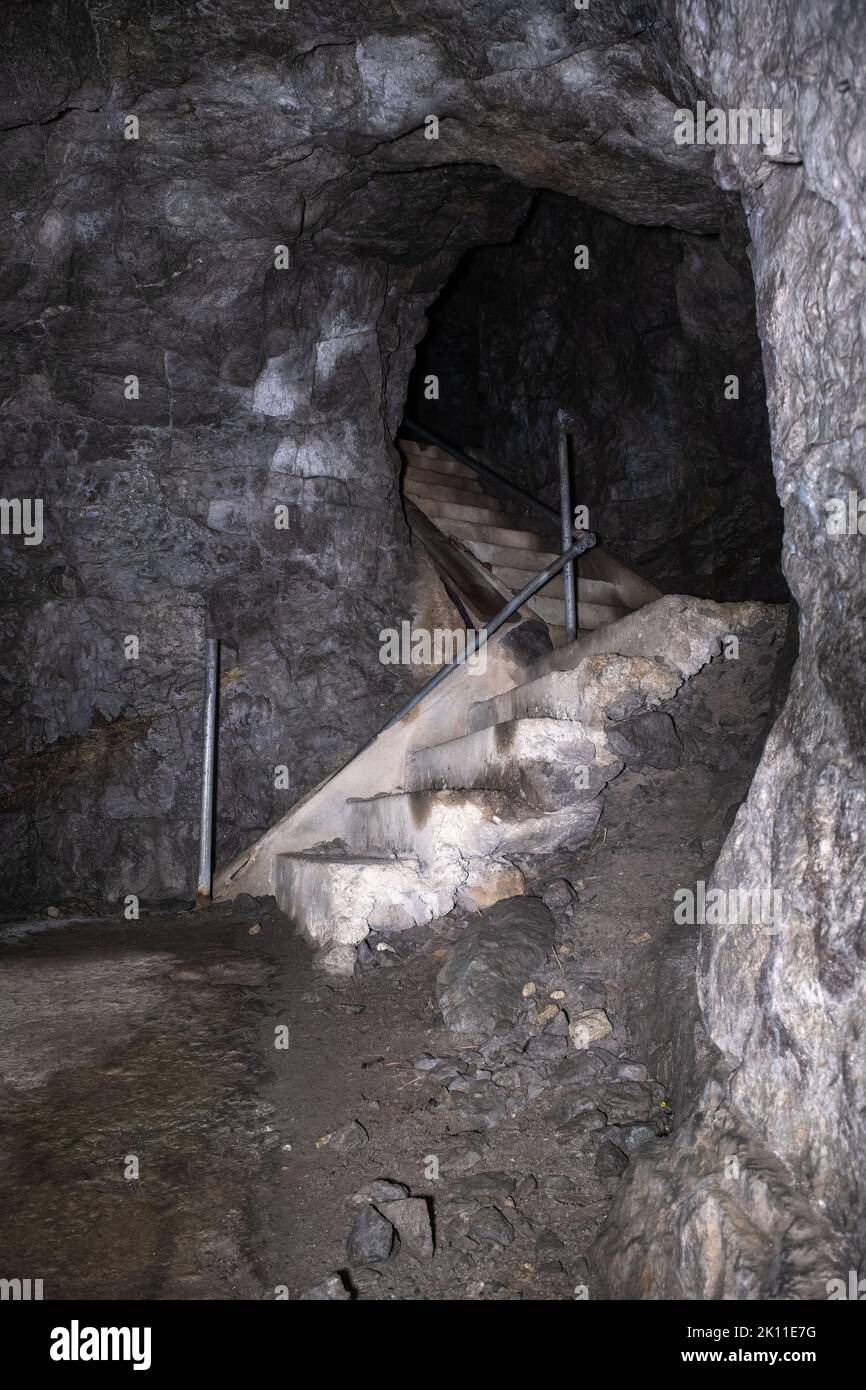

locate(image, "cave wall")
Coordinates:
0 0 731 908
409 192 785 601
598 0 866 1299
1 0 862 1308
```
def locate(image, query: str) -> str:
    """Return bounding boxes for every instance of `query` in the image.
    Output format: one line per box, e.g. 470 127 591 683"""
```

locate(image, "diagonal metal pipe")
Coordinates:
381 530 596 731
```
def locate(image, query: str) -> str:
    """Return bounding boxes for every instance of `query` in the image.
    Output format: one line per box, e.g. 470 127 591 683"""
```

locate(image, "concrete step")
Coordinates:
492 566 622 608
398 441 478 482
468 541 560 569
404 465 484 495
508 589 629 632
274 840 524 948
406 479 505 512
441 519 551 552
407 716 621 813
526 593 565 625
345 787 604 861
467 653 682 733
575 600 631 630
409 496 512 527
273 852 439 944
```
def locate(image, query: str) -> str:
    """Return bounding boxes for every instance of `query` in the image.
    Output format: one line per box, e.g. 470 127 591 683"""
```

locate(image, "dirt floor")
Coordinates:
0 747 753 1300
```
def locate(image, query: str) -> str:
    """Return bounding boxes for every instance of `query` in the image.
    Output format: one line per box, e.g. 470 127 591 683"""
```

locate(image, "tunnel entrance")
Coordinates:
400 191 787 613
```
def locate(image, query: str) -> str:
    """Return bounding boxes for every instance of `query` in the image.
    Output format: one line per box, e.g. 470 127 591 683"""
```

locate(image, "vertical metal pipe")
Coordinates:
558 418 578 642
196 637 219 907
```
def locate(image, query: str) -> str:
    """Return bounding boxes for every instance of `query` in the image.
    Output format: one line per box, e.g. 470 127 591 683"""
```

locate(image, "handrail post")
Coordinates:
196 636 219 908
557 416 578 642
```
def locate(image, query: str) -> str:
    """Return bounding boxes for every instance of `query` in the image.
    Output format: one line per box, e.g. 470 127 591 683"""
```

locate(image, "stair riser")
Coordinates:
466 656 682 733
441 520 551 551
273 856 440 944
492 567 623 607
343 789 598 859
469 542 560 568
410 496 512 526
398 445 478 481
404 473 486 501
407 720 621 813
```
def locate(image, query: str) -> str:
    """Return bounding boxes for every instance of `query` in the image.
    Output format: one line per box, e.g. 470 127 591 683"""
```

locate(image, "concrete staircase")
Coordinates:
399 436 662 644
215 582 780 974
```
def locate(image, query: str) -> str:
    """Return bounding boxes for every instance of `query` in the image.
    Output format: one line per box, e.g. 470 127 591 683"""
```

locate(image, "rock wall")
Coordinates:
409 192 786 601
0 0 734 908
598 0 866 1299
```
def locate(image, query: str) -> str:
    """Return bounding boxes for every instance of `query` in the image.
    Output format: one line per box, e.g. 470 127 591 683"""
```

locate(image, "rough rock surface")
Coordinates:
1 0 862 1310
436 896 556 1036
595 0 866 1300
1 0 744 906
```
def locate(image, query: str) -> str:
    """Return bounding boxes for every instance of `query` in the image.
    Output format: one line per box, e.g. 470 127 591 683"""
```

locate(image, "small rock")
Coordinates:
299 1273 351 1301
450 1172 517 1202
521 981 537 998
616 1061 649 1083
448 1079 506 1130
436 1135 485 1175
541 879 577 914
46 905 60 918
544 1008 570 1037
350 1179 409 1207
323 1120 369 1153
346 1205 395 1265
378 1198 434 1260
436 897 556 1035
553 1050 607 1087
606 1122 659 1155
538 1174 576 1197
414 1054 443 1071
597 1081 653 1124
536 1228 565 1256
466 1206 514 1248
248 922 261 935
550 989 566 1001
568 1008 614 1050
595 1140 630 1178
524 1034 568 1062
315 943 357 977
554 1093 605 1132
531 1003 560 1031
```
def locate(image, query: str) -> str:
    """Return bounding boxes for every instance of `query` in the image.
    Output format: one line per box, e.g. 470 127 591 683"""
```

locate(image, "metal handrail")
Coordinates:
402 417 560 529
381 529 596 731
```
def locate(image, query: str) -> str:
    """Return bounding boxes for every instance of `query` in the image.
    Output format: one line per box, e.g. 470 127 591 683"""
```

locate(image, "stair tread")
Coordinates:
404 466 484 493
406 480 502 508
408 496 512 526
410 714 589 758
469 542 561 568
276 850 412 864
398 441 478 480
492 566 622 606
442 519 551 549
